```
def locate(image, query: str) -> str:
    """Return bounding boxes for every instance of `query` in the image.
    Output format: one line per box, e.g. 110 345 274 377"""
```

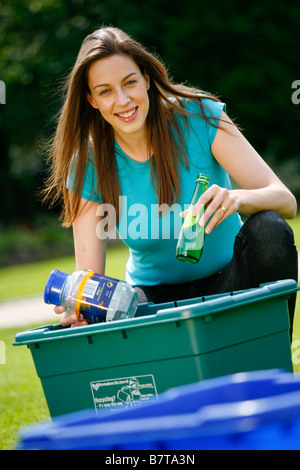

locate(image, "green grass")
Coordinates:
0 242 130 450
288 215 300 249
0 242 129 302
0 325 50 450
0 218 299 450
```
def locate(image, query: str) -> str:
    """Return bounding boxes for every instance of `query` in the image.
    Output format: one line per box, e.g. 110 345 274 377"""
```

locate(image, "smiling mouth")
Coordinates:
115 106 138 121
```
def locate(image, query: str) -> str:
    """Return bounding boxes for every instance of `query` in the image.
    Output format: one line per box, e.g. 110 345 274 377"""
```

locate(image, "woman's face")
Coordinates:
87 54 150 141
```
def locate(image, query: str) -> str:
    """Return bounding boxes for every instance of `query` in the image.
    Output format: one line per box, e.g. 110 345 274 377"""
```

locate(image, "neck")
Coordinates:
114 131 151 163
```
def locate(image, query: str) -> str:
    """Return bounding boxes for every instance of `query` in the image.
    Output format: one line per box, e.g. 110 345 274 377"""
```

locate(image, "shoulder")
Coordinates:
178 97 227 148
182 96 226 120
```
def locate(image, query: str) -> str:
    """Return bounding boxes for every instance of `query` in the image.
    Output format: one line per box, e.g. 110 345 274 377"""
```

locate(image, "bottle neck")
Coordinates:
190 180 209 205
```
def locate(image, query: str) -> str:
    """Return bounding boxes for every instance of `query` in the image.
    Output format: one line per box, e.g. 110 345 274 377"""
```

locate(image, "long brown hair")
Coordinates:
43 26 225 227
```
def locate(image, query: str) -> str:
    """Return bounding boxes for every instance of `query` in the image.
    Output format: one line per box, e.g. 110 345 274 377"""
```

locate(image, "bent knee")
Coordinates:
239 211 297 273
242 211 295 247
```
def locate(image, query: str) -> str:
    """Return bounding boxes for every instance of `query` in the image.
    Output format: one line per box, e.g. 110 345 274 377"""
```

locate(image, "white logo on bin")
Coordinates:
0 81 6 104
90 374 158 413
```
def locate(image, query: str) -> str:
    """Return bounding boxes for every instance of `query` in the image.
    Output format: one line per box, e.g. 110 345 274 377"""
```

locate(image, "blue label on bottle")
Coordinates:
77 273 118 323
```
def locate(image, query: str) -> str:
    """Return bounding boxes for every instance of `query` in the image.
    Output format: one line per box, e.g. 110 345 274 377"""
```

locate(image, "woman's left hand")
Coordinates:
187 184 239 234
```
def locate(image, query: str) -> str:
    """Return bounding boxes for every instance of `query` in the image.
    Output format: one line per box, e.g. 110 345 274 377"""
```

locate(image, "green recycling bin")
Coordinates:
14 280 298 418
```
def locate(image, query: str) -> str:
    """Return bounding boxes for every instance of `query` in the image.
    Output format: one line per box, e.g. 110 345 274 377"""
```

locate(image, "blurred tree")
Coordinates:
0 0 299 229
121 0 300 164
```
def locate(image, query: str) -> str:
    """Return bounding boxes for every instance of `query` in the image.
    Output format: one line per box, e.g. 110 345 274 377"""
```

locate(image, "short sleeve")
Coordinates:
202 98 226 147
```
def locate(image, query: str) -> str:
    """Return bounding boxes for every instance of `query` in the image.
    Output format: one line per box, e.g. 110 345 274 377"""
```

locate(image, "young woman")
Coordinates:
44 26 298 334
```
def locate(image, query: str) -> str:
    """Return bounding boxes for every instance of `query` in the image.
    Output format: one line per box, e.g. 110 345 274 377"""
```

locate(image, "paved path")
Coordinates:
1 252 299 330
0 294 62 330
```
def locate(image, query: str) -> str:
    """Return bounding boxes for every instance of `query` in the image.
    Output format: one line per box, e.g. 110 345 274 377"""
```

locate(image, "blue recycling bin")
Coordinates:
17 369 300 450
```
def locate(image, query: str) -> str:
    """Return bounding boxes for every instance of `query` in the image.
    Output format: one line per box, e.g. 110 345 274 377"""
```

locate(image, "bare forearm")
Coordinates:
231 185 297 219
71 198 107 274
74 237 107 273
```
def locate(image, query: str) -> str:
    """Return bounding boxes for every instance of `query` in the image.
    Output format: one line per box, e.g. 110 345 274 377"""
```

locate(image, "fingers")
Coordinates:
205 197 235 234
54 305 65 314
60 313 89 328
179 208 189 218
71 320 89 328
54 306 89 328
179 203 204 219
60 313 76 327
190 185 239 234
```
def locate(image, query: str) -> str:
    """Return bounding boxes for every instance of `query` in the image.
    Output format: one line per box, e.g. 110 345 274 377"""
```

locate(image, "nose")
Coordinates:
116 87 130 106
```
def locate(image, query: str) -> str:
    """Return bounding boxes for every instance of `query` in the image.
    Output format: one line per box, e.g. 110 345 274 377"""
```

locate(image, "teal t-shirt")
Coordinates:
67 98 243 286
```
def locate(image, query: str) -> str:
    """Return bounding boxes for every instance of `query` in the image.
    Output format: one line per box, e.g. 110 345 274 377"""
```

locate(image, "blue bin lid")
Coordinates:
16 370 300 450
44 269 68 306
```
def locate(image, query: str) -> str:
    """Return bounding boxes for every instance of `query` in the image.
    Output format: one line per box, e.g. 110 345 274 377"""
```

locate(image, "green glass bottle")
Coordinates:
176 173 209 263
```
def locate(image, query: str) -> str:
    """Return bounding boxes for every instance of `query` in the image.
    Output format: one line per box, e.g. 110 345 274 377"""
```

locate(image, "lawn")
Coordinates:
0 218 299 450
0 241 129 302
0 241 130 450
0 325 50 450
289 214 300 250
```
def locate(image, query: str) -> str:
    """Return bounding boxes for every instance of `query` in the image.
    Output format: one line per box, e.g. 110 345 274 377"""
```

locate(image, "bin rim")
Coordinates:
13 279 299 346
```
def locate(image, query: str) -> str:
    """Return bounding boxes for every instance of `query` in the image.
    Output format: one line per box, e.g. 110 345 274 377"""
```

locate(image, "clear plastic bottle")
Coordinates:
44 269 138 323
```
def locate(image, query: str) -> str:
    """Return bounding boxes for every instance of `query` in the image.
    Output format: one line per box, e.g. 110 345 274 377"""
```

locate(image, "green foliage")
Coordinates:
0 218 74 266
0 0 299 227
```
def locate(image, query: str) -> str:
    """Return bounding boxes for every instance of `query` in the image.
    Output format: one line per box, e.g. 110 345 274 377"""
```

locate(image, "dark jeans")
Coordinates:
134 211 298 338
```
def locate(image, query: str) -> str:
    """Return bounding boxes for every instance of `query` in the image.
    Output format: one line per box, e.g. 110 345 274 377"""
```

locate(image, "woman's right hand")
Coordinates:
54 305 88 328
